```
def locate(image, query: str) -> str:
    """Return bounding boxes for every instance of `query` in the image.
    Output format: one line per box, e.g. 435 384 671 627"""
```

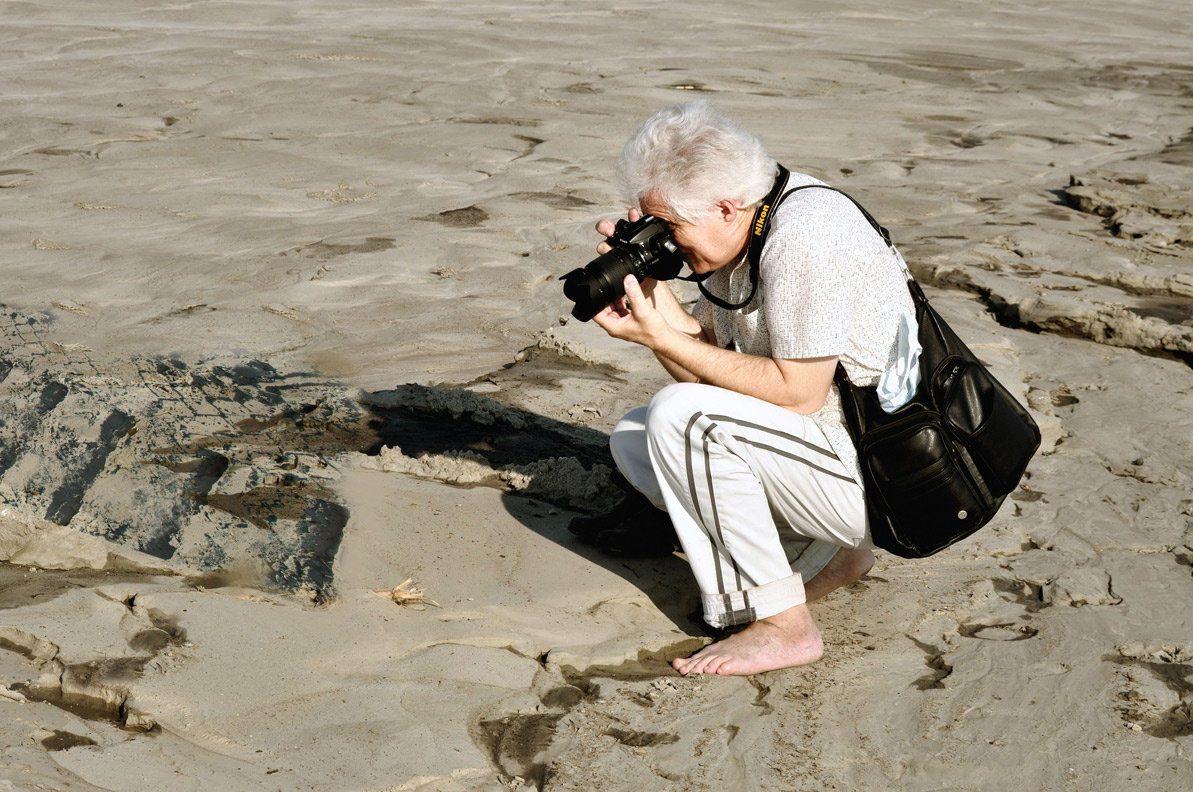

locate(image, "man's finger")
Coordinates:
623 274 646 309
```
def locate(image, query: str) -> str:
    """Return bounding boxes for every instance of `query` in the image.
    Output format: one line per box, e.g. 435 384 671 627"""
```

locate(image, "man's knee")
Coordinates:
646 383 715 442
609 406 648 475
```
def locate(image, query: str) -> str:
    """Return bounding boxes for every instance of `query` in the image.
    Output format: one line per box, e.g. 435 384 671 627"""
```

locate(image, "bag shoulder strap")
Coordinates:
777 182 919 392
771 183 894 248
773 183 912 281
696 169 910 310
687 165 791 311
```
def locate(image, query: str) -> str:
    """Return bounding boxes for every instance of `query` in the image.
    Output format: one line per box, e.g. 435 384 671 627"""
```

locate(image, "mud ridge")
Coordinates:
1063 171 1193 249
914 258 1193 363
0 307 622 599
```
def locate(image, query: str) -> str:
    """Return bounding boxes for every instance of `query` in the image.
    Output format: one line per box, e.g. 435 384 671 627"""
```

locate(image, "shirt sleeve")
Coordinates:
759 192 867 360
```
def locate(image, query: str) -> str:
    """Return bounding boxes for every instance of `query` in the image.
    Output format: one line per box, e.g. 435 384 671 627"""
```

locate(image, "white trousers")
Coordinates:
610 383 868 628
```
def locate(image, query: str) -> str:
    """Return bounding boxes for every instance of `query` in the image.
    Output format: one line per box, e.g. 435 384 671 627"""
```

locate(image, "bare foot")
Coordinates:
671 604 823 676
803 546 874 602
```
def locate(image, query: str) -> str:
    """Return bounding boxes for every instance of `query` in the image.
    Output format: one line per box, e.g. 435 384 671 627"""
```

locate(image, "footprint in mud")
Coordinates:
1109 644 1193 738
958 621 1040 641
476 644 773 790
475 711 564 790
474 674 606 791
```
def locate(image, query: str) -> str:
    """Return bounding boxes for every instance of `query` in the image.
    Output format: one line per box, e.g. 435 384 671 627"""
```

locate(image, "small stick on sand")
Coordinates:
373 579 439 609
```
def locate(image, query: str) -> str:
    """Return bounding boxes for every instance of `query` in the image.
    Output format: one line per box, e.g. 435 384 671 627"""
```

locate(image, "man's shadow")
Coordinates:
360 383 702 633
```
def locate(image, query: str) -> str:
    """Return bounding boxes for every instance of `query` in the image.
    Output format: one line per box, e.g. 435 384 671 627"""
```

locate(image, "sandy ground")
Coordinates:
2 1 1192 789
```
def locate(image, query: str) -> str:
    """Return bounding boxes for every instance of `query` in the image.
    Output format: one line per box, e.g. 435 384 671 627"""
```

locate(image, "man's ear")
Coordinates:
713 198 743 224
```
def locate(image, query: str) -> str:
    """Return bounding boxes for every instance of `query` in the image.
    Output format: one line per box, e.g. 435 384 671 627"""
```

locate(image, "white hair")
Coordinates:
616 100 777 223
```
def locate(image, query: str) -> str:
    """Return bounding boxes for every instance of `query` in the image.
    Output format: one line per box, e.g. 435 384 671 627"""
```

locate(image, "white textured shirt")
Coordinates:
691 171 913 483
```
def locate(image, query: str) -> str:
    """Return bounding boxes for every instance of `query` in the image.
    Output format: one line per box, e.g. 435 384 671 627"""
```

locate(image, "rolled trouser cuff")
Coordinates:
701 572 806 629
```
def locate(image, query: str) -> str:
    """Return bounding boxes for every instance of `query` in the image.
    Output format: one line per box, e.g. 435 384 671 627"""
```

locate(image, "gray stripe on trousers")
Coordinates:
730 436 859 484
706 414 840 460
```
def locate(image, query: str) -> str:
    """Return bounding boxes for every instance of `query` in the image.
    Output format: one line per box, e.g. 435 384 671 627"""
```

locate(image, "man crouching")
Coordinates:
572 100 912 675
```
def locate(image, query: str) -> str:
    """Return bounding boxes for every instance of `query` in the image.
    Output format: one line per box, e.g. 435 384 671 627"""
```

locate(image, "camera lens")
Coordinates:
560 215 685 321
560 247 641 321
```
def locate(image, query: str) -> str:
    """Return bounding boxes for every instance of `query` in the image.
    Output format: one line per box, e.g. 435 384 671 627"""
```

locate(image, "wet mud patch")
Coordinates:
472 650 686 790
40 729 98 751
419 205 488 228
603 727 679 747
845 50 1021 88
553 640 705 684
283 236 396 261
908 636 954 690
510 191 594 210
991 577 1049 613
1154 127 1193 167
1129 296 1193 325
0 564 155 611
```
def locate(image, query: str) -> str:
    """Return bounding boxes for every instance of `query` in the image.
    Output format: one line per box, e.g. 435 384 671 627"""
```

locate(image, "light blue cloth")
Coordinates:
877 311 921 412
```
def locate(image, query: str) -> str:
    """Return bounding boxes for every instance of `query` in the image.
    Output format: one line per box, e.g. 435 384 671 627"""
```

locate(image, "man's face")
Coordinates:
639 194 751 275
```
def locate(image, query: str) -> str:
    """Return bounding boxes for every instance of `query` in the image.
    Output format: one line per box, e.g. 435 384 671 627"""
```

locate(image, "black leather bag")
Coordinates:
835 279 1042 558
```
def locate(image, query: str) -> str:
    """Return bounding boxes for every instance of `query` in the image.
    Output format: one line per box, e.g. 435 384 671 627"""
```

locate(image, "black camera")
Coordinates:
560 215 686 321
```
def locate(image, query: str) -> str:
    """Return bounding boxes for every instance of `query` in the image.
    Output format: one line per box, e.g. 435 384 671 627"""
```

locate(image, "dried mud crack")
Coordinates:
911 161 1193 367
0 590 191 734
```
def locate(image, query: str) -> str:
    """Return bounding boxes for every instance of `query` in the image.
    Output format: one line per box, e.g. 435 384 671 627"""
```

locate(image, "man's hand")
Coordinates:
590 209 711 384
595 208 642 255
592 274 673 348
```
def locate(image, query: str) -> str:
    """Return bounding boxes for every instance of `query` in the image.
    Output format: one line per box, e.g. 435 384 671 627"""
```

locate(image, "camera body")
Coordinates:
560 215 686 321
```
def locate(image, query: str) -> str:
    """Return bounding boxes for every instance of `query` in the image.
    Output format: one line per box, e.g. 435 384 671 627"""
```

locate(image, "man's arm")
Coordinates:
594 275 836 413
630 278 717 383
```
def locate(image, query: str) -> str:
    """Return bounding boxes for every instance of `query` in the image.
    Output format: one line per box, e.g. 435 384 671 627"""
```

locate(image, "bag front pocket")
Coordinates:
940 360 1041 496
861 412 990 547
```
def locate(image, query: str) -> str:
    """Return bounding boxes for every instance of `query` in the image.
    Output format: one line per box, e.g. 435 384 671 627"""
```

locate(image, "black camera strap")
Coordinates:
685 164 790 311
